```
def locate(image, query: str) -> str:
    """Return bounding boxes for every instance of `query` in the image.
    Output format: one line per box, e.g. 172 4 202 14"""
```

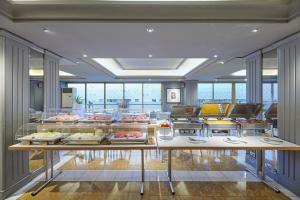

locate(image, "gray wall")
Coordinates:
44 51 60 110
0 36 31 199
277 38 300 196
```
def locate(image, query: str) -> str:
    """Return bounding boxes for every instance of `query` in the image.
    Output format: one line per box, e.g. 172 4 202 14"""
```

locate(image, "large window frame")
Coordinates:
197 82 246 105
67 82 162 112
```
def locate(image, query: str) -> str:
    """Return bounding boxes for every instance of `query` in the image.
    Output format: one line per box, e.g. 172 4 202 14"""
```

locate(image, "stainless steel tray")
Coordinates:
204 120 237 130
17 134 65 145
229 103 262 118
78 119 114 124
239 121 266 130
172 122 203 129
170 105 200 119
63 135 106 145
265 103 277 119
109 132 147 144
119 119 150 123
42 119 80 123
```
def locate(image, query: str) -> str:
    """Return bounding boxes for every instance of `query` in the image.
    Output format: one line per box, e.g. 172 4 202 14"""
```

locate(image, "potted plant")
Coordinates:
74 96 84 111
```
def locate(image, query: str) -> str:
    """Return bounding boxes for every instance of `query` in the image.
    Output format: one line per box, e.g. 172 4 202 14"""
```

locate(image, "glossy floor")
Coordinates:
18 181 290 200
16 149 285 199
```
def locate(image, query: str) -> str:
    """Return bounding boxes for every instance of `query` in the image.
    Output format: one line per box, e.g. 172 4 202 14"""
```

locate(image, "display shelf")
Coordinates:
109 123 148 144
118 112 150 123
41 109 82 124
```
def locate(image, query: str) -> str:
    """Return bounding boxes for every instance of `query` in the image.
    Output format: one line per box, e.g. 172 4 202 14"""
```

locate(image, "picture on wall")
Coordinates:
166 88 181 103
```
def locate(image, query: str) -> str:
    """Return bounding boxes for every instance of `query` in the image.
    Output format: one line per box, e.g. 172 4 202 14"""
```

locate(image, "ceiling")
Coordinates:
115 58 184 70
0 0 300 82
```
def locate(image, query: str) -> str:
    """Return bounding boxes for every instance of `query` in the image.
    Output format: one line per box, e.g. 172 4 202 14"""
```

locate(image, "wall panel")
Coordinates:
277 38 300 196
0 37 30 198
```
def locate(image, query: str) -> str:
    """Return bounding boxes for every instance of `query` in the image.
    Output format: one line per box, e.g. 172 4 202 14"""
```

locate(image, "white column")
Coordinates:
246 51 262 103
184 80 198 105
44 51 60 111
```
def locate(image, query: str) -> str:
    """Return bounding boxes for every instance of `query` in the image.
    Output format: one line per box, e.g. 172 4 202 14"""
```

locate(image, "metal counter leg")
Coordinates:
168 150 175 195
140 149 145 195
31 150 62 196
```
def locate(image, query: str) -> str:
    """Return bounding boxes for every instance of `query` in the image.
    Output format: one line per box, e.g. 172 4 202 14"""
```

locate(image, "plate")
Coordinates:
223 138 247 144
188 137 207 143
261 137 283 145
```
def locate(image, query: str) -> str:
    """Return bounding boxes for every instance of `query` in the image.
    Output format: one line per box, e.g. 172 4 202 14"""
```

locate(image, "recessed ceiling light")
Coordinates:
148 54 153 58
146 28 154 33
76 61 80 64
83 54 87 58
42 27 50 33
252 28 259 33
218 61 225 64
213 54 218 58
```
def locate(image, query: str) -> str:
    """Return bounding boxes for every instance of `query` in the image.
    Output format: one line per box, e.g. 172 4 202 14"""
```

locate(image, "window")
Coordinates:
198 83 234 104
125 83 142 112
273 83 278 102
214 83 232 103
235 83 246 103
67 83 161 112
143 83 162 112
86 83 104 112
263 82 277 111
67 83 86 105
197 83 213 105
105 83 124 110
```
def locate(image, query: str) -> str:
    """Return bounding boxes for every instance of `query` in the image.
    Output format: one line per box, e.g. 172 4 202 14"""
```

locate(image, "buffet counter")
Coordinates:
9 136 157 196
157 135 300 194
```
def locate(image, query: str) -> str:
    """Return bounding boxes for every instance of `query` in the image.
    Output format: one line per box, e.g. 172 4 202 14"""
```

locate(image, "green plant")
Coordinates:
75 96 83 104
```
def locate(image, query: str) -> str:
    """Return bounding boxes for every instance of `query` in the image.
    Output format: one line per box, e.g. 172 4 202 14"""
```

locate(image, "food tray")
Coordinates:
63 133 106 145
42 118 80 123
170 105 201 119
199 103 231 118
204 120 237 130
118 113 149 123
17 133 66 145
265 103 277 119
119 119 150 123
42 114 81 123
238 120 266 130
229 103 262 118
78 119 114 124
109 132 147 144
